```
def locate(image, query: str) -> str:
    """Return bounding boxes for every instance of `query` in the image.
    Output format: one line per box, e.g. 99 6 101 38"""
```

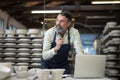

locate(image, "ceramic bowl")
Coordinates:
18 35 26 37
107 69 119 74
32 39 43 42
16 63 29 66
17 58 30 61
28 29 40 35
111 30 120 34
4 52 16 56
0 65 11 79
32 53 42 56
5 30 16 35
0 62 12 68
18 43 29 47
106 54 117 58
16 71 28 78
17 52 30 56
32 48 42 52
107 46 117 50
112 38 120 42
31 63 41 66
18 48 30 52
18 39 31 42
4 43 16 46
106 22 117 26
16 29 27 35
4 57 16 61
4 38 16 41
32 43 42 47
106 62 116 66
5 48 16 51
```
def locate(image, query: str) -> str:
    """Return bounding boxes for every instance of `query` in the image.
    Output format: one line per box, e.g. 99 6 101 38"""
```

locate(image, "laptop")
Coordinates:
74 55 106 79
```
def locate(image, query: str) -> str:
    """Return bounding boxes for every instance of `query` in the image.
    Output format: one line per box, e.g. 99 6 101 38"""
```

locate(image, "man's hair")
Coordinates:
59 11 72 21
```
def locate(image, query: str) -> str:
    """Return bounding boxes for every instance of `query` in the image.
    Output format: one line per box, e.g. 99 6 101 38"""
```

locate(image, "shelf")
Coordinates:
102 24 120 80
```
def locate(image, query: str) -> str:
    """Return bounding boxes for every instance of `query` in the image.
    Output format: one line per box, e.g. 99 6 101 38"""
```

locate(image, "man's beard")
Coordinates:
56 25 63 34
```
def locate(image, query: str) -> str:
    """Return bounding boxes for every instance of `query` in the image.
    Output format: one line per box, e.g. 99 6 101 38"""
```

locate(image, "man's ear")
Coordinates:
67 21 72 27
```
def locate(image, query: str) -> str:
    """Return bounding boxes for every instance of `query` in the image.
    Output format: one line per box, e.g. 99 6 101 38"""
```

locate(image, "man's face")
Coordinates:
56 14 71 33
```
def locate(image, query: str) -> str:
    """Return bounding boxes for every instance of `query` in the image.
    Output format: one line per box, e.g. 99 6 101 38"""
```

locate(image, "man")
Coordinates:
41 11 84 74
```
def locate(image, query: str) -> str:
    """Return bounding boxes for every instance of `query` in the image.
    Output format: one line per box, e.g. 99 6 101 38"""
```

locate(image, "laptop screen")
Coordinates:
74 55 106 78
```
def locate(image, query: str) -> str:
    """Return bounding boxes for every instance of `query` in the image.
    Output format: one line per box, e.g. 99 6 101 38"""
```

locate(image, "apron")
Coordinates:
41 28 71 74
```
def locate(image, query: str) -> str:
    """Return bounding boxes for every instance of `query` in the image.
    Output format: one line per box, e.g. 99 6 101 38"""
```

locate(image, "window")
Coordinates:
80 34 97 55
8 24 16 30
0 17 4 30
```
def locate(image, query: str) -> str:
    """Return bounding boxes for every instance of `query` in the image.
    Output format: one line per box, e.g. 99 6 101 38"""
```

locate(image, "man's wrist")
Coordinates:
54 46 59 52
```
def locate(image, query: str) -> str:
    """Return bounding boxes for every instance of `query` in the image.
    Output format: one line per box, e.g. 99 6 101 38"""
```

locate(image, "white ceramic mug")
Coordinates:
51 69 65 80
16 71 28 78
36 69 50 80
14 66 28 72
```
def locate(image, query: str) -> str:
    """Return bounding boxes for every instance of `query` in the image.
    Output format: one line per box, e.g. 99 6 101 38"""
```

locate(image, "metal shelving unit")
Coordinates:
101 23 120 80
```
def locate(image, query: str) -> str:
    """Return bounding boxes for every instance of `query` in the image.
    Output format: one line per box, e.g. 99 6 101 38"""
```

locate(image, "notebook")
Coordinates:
74 55 106 79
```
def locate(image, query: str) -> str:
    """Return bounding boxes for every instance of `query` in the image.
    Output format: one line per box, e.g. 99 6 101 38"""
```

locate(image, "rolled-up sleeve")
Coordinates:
72 29 84 55
42 29 56 60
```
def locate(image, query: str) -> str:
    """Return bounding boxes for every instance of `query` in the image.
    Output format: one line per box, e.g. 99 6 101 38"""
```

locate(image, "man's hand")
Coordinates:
54 38 64 52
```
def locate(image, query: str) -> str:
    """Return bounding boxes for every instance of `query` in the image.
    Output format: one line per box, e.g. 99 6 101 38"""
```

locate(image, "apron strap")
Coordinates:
53 32 57 43
68 27 70 44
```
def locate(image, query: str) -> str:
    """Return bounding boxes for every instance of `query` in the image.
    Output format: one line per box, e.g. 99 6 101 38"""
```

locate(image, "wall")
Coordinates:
0 9 26 29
